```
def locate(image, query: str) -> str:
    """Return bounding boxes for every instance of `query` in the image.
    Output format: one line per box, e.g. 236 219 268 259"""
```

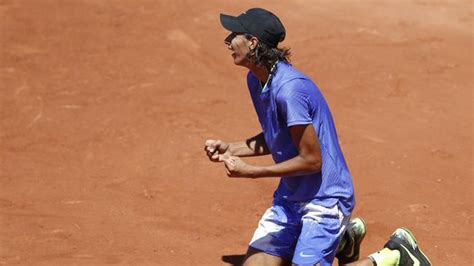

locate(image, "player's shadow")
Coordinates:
221 254 245 265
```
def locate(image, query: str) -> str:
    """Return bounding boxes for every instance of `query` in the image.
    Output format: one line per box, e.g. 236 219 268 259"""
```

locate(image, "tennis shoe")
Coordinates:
336 217 367 264
384 227 432 266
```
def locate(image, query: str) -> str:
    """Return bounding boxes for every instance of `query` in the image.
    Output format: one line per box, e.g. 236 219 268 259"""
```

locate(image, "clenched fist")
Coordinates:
222 155 257 178
204 139 230 162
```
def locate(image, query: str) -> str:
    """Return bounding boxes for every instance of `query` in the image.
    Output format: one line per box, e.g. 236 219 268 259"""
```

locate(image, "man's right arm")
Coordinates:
229 132 270 157
205 133 270 162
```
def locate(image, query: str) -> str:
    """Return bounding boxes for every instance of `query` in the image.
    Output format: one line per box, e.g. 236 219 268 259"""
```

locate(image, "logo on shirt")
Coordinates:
299 251 315 258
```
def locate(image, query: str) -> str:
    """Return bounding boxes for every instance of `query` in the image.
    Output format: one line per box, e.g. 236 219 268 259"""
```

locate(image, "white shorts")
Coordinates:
249 199 350 266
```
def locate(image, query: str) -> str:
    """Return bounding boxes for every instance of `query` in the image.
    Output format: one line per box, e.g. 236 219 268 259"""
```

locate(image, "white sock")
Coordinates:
368 248 400 266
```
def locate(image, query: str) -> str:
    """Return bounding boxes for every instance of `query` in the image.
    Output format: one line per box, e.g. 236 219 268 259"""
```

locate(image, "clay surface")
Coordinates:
1 1 472 265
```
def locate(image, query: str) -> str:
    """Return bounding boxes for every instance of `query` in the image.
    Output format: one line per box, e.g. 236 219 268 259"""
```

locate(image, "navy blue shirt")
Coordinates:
247 62 355 215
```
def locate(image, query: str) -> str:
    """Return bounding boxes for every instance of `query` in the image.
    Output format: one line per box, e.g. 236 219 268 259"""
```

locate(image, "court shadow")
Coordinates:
221 254 245 265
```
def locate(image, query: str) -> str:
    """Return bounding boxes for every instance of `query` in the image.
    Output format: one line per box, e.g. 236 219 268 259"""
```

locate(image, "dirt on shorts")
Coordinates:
1 0 472 265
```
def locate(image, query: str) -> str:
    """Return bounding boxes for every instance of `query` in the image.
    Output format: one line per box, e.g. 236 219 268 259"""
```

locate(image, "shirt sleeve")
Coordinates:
276 79 314 127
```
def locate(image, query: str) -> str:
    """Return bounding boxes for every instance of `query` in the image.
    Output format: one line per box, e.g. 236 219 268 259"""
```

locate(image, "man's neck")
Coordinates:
249 65 269 83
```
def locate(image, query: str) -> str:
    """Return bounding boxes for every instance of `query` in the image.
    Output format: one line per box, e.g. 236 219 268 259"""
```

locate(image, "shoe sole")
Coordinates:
352 218 367 260
338 217 367 264
355 217 367 236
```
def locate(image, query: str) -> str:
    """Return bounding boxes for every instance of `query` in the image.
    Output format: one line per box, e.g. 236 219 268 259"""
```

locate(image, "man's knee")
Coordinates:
243 246 291 266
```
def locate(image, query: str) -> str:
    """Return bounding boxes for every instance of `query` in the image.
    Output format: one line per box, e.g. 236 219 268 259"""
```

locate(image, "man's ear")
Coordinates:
249 37 259 49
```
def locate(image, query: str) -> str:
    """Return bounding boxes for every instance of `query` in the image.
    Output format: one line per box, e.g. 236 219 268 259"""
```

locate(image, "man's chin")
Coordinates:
233 58 247 67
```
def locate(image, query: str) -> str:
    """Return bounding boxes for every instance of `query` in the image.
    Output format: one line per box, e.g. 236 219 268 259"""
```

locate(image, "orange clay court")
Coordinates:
0 0 472 265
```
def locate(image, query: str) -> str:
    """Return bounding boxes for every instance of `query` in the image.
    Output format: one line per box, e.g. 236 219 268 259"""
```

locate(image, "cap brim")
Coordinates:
220 14 246 33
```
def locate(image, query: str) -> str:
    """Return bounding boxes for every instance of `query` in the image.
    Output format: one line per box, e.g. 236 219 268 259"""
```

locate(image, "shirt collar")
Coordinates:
261 61 279 92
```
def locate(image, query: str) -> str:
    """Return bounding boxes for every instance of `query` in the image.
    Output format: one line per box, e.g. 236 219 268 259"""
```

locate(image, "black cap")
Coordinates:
220 8 286 48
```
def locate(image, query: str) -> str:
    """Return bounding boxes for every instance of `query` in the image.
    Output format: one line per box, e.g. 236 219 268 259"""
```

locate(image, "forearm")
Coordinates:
251 154 321 178
228 132 270 157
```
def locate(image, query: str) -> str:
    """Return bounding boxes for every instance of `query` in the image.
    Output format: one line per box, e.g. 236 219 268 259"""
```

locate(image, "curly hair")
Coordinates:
245 34 291 73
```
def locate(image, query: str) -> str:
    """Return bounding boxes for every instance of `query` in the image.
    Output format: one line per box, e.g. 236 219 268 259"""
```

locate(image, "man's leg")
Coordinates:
343 227 431 266
245 202 300 266
369 228 431 266
243 246 291 266
341 249 401 266
341 258 374 266
292 204 350 266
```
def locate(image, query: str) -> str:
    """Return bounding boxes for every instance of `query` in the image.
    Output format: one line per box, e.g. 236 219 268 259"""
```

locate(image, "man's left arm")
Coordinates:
222 124 321 178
